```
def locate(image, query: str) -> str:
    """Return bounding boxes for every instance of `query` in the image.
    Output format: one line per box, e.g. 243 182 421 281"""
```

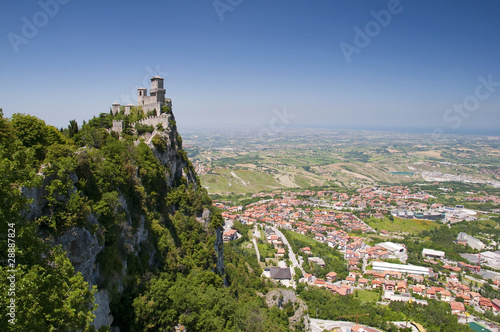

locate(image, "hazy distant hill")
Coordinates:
181 128 500 194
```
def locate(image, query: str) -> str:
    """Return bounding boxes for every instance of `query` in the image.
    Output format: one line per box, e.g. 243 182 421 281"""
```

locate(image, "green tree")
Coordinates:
121 117 134 137
11 113 66 161
68 119 79 138
0 109 14 145
0 247 96 331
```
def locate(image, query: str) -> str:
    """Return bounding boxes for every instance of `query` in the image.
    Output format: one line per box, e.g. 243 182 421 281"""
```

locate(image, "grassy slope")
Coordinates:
202 169 281 193
365 216 440 234
355 290 380 303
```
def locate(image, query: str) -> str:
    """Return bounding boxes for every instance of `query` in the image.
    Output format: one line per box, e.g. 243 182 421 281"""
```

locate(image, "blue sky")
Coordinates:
1 0 499 135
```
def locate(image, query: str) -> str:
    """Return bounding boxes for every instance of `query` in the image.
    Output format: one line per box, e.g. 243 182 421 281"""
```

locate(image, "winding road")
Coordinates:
272 226 306 276
252 225 261 263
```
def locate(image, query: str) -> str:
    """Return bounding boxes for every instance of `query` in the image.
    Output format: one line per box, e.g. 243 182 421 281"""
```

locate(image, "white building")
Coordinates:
456 232 485 251
422 248 445 259
377 242 408 263
372 261 431 276
378 242 406 253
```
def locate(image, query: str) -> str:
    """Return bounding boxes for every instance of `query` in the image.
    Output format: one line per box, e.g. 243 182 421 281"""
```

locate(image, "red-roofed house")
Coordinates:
331 285 348 296
326 271 337 282
468 292 481 304
479 297 492 310
412 286 424 297
301 247 312 256
315 233 325 242
351 325 369 332
223 229 239 242
455 294 471 305
384 280 396 291
303 273 314 284
450 301 465 315
275 248 285 258
345 276 356 285
371 279 382 290
313 279 327 288
440 290 451 302
492 299 500 311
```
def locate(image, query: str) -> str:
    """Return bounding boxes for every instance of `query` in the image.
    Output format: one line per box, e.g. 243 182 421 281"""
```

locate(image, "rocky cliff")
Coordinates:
23 111 225 330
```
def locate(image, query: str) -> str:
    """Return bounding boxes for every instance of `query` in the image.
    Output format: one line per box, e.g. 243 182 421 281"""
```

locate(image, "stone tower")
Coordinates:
137 76 166 115
150 76 165 100
112 76 170 116
137 87 147 108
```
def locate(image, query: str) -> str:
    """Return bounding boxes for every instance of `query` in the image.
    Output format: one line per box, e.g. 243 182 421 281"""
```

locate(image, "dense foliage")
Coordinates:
0 110 300 331
133 243 290 331
0 110 96 331
401 219 500 266
300 287 469 332
282 229 348 280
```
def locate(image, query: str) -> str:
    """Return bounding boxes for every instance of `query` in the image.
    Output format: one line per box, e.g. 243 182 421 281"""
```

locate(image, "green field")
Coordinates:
365 216 440 235
202 169 281 193
278 158 309 167
185 128 500 194
355 290 379 303
257 243 276 259
284 231 320 250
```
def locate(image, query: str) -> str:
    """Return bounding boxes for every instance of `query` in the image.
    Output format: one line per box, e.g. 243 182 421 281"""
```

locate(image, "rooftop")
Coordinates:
267 267 292 280
422 248 445 257
372 261 430 275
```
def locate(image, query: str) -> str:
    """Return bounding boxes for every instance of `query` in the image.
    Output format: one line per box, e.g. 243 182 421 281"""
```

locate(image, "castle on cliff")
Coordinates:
110 76 173 135
111 76 172 116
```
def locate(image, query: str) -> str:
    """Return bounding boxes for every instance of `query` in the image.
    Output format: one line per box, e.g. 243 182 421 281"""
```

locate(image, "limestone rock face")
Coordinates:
196 207 226 284
56 226 103 285
54 225 113 328
264 289 309 330
147 114 197 186
214 226 227 286
92 289 114 329
22 185 47 221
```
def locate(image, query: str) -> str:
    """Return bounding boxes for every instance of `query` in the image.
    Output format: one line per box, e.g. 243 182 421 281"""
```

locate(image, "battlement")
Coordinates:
131 113 170 128
109 114 171 135
109 76 174 135
111 119 123 133
111 76 170 116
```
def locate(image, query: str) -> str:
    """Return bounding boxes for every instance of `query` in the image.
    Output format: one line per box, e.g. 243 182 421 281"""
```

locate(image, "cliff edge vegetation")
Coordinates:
0 109 290 331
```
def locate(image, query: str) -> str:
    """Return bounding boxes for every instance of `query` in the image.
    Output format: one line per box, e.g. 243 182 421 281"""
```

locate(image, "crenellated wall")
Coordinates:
110 114 171 135
131 113 170 128
111 120 123 133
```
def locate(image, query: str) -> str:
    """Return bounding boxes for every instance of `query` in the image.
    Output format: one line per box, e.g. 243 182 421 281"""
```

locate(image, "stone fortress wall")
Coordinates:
111 76 171 116
131 113 171 128
111 120 123 133
110 76 173 135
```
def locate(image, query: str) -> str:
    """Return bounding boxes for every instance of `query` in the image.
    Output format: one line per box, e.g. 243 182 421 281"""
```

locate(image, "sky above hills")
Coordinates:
1 0 499 136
